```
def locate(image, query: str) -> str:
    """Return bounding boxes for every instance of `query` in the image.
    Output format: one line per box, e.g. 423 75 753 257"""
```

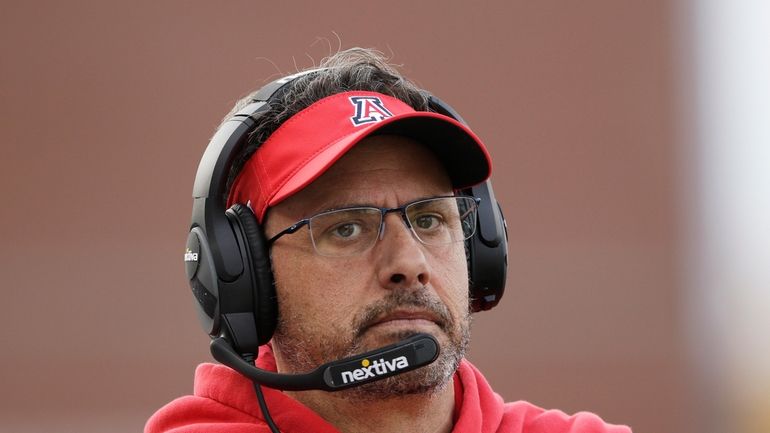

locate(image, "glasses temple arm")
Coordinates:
267 220 309 244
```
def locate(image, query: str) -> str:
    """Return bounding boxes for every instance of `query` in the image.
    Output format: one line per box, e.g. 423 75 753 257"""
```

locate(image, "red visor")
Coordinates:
227 91 492 221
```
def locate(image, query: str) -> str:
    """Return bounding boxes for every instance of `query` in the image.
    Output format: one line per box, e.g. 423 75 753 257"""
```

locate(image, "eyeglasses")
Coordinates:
268 196 481 257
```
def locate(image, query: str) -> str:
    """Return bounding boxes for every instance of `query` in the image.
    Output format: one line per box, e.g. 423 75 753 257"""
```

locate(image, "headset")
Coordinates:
184 69 508 393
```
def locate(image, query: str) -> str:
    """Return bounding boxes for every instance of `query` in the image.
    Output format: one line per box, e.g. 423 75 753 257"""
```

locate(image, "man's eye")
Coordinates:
332 222 362 238
414 214 442 230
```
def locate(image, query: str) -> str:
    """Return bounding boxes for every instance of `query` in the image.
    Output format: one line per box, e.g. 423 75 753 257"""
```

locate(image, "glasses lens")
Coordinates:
308 208 382 257
406 197 478 245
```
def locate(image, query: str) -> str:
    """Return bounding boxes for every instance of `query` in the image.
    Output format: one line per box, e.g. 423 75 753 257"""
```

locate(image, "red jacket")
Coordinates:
146 346 631 433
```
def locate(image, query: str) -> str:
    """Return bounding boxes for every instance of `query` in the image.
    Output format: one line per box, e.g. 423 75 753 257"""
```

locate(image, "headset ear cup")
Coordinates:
465 181 508 312
228 203 277 345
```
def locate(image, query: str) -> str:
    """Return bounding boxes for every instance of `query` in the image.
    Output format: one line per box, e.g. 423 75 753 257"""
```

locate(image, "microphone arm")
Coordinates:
211 333 440 392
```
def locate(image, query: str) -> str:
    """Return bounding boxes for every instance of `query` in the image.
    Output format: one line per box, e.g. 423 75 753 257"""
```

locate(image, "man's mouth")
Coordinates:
352 291 453 341
363 310 446 334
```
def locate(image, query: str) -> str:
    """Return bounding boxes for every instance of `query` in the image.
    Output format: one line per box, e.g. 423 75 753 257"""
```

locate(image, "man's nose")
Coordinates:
374 213 431 290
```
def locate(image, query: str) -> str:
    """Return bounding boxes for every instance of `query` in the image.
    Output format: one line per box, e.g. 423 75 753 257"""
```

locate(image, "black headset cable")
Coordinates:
243 353 281 433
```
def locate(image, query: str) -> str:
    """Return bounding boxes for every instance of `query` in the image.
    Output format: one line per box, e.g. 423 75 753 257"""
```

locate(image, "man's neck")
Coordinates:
285 382 456 433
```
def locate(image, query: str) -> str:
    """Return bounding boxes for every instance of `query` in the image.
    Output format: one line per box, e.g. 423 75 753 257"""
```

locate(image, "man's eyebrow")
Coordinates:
306 200 370 215
300 189 385 216
304 194 455 217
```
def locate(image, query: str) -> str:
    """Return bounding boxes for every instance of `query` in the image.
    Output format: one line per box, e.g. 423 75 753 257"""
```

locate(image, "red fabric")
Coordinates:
145 346 631 433
226 91 491 221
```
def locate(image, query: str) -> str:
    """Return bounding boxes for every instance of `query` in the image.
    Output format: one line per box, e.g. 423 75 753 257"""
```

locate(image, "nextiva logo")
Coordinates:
183 248 199 262
349 96 393 126
340 356 409 384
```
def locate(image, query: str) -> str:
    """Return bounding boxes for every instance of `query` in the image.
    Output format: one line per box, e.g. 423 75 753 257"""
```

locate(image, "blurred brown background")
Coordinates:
0 1 743 432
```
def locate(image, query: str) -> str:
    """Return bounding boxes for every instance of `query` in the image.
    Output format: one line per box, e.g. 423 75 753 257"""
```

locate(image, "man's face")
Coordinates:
264 135 471 398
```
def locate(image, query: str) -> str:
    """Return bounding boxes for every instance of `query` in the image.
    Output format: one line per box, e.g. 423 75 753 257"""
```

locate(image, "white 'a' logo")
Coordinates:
349 96 394 126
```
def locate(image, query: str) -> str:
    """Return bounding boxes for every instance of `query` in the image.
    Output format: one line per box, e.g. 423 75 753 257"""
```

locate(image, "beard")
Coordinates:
272 290 471 401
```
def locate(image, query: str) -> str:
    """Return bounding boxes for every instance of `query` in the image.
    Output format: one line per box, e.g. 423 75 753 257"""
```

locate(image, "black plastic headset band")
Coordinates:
190 70 321 282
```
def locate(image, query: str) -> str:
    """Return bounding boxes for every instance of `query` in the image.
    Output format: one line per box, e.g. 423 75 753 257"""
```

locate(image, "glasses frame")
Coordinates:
267 195 482 257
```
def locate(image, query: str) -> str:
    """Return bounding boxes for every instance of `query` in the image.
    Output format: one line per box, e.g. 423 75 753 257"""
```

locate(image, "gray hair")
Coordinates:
224 47 432 192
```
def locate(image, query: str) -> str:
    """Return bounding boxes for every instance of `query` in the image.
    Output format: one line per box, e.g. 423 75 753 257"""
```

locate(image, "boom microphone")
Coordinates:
211 333 440 391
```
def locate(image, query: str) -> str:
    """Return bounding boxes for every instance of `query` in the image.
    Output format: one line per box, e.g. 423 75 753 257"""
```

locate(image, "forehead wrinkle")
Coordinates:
294 181 393 216
269 136 453 221
303 175 451 216
291 165 439 212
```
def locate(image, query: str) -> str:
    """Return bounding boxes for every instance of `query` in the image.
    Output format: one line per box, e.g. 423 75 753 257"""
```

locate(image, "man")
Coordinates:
146 48 631 433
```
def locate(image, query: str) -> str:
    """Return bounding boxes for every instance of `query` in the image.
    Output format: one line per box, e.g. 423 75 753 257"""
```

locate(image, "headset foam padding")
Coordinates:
228 203 277 345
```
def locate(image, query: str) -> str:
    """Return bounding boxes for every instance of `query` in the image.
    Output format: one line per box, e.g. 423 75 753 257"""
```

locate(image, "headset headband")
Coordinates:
191 70 321 281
